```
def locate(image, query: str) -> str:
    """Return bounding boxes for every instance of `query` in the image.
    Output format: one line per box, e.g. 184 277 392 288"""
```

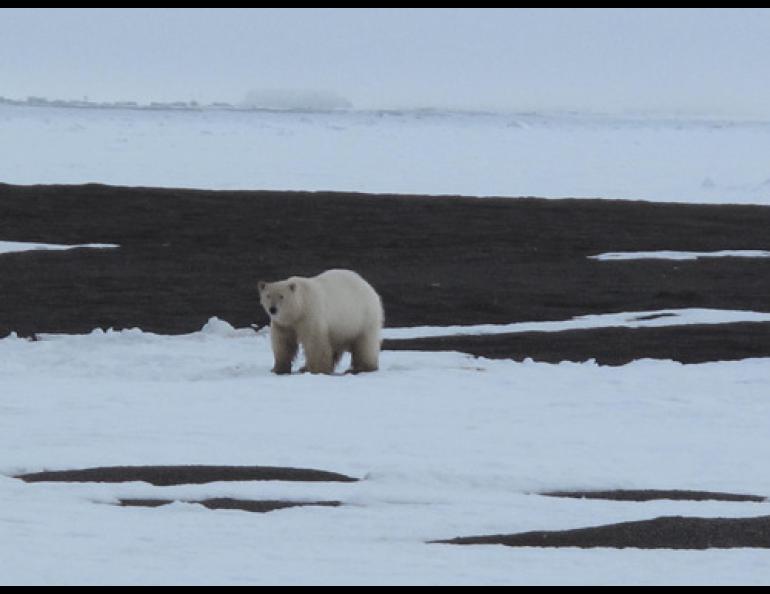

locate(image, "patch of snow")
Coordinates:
199 316 253 338
0 241 118 255
383 308 770 340
590 250 770 261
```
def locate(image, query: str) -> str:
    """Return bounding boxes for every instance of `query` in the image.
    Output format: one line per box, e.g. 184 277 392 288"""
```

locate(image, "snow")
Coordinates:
590 250 770 261
2 317 770 584
3 103 770 204
382 308 770 339
3 99 770 583
0 241 119 255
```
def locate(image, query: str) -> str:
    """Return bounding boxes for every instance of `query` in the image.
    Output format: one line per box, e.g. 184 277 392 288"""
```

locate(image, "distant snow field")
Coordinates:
590 250 770 261
2 317 770 585
0 241 118 255
2 103 770 204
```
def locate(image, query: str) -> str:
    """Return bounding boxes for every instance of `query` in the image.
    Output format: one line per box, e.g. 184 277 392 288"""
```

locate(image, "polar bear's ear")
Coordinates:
258 281 267 293
289 282 296 292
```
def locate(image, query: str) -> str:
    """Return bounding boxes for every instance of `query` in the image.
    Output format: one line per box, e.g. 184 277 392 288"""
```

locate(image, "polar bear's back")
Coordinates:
310 269 383 339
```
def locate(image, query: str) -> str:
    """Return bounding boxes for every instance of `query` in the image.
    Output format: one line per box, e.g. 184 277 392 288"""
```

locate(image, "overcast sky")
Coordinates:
2 8 770 116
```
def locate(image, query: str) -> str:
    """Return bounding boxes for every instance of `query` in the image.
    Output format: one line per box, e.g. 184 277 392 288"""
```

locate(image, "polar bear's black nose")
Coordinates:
269 306 277 315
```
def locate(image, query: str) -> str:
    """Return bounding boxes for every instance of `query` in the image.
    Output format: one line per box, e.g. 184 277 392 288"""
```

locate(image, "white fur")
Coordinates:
259 269 383 374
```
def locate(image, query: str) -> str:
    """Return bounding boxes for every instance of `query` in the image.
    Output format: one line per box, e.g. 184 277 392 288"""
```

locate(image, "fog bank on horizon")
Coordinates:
2 8 770 117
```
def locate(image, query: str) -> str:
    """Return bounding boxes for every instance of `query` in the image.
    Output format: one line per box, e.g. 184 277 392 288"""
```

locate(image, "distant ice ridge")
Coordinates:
590 250 770 261
0 241 118 255
1 91 355 113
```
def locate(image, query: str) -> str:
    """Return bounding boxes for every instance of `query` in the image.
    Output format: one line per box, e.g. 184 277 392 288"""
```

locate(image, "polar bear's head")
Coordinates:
258 278 303 326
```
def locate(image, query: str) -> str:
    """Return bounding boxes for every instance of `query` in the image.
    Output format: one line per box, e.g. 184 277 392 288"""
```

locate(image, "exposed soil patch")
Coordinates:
629 312 678 321
382 322 770 365
541 489 766 502
15 465 358 485
118 498 342 513
3 183 770 352
432 515 770 549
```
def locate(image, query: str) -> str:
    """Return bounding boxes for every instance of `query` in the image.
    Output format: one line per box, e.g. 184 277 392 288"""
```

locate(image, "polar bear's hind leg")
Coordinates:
350 331 380 373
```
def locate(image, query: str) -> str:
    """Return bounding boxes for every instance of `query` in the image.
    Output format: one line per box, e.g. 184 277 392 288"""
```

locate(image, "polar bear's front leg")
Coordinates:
301 335 336 374
270 323 298 375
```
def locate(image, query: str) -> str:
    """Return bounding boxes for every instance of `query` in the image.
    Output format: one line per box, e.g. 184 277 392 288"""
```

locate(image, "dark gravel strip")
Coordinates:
540 489 766 502
4 183 770 338
15 465 359 485
119 498 342 513
382 322 770 365
432 515 770 549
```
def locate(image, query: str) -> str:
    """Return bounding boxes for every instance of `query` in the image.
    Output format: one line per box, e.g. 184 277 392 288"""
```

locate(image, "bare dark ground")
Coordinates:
16 465 359 485
3 182 770 365
382 321 770 365
541 489 766 502
118 498 342 513
432 515 770 549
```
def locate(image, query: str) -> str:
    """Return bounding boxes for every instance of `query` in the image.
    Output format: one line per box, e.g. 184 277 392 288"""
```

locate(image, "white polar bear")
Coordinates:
258 269 384 375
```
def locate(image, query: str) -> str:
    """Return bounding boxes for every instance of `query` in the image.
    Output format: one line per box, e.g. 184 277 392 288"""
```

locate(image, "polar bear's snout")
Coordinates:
258 280 286 319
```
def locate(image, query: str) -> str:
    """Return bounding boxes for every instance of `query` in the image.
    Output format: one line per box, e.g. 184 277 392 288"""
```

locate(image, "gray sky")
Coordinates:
2 8 770 116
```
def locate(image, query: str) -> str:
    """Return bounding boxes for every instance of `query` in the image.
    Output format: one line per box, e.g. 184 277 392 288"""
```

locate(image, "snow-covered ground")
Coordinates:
3 102 770 584
2 318 770 585
2 103 770 204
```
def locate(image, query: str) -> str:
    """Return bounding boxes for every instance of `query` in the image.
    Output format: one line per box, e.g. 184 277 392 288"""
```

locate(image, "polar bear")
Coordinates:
258 269 383 375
